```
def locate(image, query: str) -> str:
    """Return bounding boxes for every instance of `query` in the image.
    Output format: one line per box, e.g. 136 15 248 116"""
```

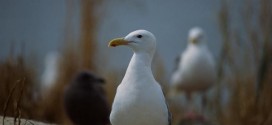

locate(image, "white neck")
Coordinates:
122 52 155 85
132 51 153 67
189 42 207 48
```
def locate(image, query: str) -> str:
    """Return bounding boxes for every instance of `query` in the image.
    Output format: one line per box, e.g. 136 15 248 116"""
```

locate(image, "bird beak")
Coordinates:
190 37 198 44
108 38 130 47
97 78 105 84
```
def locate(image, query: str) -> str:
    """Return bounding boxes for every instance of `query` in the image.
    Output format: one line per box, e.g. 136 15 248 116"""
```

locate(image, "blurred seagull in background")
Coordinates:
63 71 110 125
170 27 216 117
108 30 171 125
40 51 61 95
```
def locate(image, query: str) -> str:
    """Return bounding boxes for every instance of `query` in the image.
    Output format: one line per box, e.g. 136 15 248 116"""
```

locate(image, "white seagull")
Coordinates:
108 30 171 125
170 27 216 112
41 51 61 95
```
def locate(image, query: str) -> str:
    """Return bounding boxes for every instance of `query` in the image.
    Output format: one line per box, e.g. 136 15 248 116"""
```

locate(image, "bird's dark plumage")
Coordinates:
64 71 110 125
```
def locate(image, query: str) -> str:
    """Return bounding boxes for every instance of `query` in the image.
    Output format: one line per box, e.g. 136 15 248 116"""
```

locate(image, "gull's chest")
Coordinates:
110 83 167 125
113 81 161 111
181 47 213 73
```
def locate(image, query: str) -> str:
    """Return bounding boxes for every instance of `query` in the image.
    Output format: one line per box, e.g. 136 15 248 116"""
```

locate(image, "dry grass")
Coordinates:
214 68 272 125
0 54 39 122
213 0 272 125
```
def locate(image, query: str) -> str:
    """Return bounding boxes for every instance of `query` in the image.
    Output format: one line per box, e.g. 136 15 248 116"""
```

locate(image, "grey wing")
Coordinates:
163 90 172 125
166 101 172 125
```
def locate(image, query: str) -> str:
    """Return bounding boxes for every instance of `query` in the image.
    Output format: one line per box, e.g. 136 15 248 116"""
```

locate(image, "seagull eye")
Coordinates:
137 35 142 38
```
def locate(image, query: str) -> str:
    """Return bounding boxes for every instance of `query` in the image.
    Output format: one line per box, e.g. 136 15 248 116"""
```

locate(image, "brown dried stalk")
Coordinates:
2 79 21 125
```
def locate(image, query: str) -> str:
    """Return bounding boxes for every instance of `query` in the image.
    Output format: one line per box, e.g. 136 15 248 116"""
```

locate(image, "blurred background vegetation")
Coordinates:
0 0 271 125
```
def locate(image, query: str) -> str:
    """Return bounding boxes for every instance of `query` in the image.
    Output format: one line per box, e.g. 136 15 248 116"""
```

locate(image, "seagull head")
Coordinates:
108 30 156 55
188 27 205 45
74 71 105 89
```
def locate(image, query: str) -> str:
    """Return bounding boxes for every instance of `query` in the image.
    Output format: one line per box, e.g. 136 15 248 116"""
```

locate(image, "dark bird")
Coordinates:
63 71 110 125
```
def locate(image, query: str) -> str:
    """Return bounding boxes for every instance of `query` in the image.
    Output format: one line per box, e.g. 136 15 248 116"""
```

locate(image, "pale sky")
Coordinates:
0 0 223 77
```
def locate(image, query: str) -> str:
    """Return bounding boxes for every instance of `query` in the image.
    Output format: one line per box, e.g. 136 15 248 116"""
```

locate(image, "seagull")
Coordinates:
170 27 216 115
63 71 110 125
108 30 171 125
40 51 60 95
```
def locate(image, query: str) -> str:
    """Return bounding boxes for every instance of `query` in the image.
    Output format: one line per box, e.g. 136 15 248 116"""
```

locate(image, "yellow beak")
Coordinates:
108 38 129 47
190 37 198 44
